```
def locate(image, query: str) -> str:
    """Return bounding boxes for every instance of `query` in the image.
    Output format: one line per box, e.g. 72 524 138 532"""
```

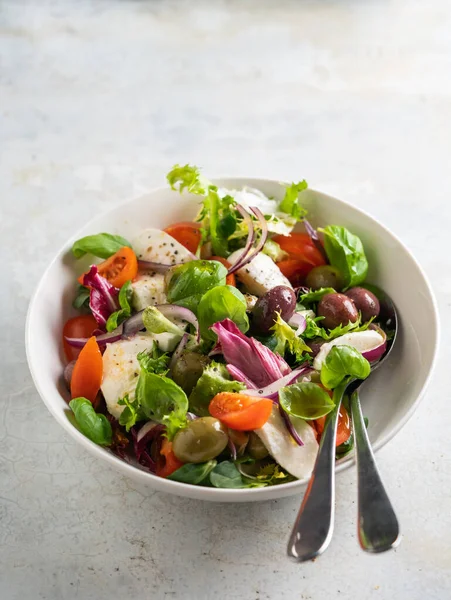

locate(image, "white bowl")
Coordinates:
26 179 439 502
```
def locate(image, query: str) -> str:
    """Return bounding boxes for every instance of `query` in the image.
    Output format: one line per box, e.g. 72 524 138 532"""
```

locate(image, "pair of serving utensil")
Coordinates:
288 289 401 561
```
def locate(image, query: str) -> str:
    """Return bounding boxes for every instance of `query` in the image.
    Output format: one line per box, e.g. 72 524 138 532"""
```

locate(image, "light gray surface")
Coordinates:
1 1 450 598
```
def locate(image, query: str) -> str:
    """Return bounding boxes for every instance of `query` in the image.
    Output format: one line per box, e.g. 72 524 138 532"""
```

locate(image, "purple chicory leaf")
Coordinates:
226 364 258 389
82 265 119 328
211 319 291 388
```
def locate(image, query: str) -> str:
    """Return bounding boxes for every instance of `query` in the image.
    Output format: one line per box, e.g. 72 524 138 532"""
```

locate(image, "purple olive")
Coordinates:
317 293 359 330
252 285 296 333
345 287 380 322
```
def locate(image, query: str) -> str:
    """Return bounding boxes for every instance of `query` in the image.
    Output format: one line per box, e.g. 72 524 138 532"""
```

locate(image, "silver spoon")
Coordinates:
287 288 400 562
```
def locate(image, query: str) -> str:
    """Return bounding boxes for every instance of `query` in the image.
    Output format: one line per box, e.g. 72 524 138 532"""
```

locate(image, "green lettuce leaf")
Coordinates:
106 280 133 332
168 460 217 485
117 394 145 432
320 225 368 288
137 343 170 375
270 313 311 360
279 382 335 420
189 361 246 416
198 285 249 341
166 260 227 313
279 180 308 220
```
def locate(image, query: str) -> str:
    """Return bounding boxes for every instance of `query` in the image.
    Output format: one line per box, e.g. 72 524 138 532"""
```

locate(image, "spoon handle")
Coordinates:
287 384 346 562
350 390 401 553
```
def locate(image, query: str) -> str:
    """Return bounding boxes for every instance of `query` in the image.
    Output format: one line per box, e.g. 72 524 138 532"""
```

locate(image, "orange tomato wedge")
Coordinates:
70 336 103 403
164 222 202 254
156 439 184 478
210 255 236 287
315 405 351 447
78 246 138 288
209 392 273 431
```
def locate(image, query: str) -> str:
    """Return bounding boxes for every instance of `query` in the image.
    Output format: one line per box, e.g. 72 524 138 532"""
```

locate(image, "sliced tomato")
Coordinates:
63 314 98 362
273 233 326 286
156 439 184 478
210 255 236 287
70 336 103 403
78 246 138 288
164 222 202 254
315 405 351 447
209 392 273 431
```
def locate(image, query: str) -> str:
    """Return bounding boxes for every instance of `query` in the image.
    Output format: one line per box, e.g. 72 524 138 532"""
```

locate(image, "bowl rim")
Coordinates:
25 178 440 500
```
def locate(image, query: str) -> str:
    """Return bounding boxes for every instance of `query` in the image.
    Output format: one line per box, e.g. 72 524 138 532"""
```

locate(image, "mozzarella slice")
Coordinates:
132 228 193 265
131 272 167 311
101 332 182 419
255 406 319 480
313 330 385 371
227 251 293 297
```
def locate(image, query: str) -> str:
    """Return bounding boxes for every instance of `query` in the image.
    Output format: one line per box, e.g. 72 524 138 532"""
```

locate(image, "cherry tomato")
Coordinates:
70 336 103 403
314 405 351 447
210 255 236 287
273 233 326 286
63 314 98 362
156 439 184 478
164 222 202 254
209 392 273 431
78 246 138 288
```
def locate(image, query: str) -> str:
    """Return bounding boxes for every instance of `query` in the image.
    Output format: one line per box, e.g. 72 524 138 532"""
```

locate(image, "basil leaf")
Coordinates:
279 181 308 220
320 345 371 390
320 225 368 288
198 285 249 341
72 284 90 309
168 460 217 484
189 362 246 416
279 382 335 420
69 398 112 446
72 233 132 259
166 260 227 313
209 461 246 488
298 287 336 308
135 371 188 439
106 280 133 332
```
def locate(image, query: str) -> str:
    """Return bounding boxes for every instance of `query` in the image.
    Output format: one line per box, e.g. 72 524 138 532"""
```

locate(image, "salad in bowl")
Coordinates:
62 165 392 490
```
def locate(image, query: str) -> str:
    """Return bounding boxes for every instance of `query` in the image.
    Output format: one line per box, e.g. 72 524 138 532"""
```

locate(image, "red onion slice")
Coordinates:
288 313 307 335
361 326 387 363
226 364 258 389
227 205 256 275
279 404 304 447
304 219 328 261
64 325 124 347
158 305 200 342
136 421 159 443
229 207 269 274
169 333 190 373
241 365 312 400
228 438 237 461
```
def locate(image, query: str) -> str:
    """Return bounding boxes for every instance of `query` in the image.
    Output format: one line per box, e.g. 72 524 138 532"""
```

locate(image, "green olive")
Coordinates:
305 265 344 291
171 352 211 395
172 417 228 463
228 429 249 455
247 432 269 460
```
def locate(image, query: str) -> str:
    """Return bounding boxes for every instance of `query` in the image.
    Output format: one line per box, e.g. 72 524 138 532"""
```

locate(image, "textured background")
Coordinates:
1 1 450 598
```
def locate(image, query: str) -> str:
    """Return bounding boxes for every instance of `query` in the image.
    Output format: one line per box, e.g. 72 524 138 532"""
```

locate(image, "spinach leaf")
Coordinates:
298 287 336 307
209 460 246 488
320 345 371 390
189 362 246 416
279 181 308 220
320 225 368 288
137 343 170 375
142 306 185 336
117 394 145 431
106 280 133 332
270 313 311 360
168 460 217 484
135 371 188 439
279 382 335 420
72 233 132 259
198 285 249 341
166 260 227 313
69 398 112 446
72 284 90 310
